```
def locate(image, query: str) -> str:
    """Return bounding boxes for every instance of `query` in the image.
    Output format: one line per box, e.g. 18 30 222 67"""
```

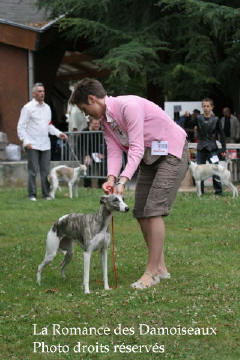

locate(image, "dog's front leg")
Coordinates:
101 247 110 291
83 251 91 294
49 187 55 199
196 181 202 196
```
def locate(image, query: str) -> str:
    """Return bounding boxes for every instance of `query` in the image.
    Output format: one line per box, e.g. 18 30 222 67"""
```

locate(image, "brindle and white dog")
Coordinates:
48 165 87 199
37 194 129 293
189 161 238 197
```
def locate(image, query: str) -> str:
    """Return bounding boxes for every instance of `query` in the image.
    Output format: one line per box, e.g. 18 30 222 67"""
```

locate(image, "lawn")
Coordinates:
0 187 239 360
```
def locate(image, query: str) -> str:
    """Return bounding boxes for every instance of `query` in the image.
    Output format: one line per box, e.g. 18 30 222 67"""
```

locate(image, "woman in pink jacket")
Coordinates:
70 78 188 289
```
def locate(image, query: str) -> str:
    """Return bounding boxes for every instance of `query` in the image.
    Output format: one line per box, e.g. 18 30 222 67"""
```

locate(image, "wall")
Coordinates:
0 43 28 144
0 161 82 187
164 101 202 121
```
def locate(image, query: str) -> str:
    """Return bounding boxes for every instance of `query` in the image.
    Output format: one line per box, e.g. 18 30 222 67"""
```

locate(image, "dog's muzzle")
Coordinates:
121 205 129 212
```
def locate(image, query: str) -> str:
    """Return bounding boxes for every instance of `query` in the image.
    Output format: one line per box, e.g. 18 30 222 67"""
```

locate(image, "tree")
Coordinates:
37 0 240 113
158 0 240 112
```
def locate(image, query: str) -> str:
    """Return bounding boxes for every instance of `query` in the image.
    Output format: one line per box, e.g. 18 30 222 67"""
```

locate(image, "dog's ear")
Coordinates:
100 195 108 204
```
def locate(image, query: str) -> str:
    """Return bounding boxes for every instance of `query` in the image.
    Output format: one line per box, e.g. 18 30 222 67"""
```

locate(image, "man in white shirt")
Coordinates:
17 83 68 201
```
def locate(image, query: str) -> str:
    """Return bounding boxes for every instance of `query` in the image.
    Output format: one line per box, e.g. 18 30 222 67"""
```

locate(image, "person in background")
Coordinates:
220 107 239 143
82 117 106 188
189 109 200 142
193 98 226 195
70 78 188 290
181 110 200 142
17 83 68 201
67 104 88 132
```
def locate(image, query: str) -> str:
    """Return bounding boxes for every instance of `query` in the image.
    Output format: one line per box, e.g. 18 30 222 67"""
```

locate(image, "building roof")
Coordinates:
0 0 50 26
0 0 61 51
0 1 109 80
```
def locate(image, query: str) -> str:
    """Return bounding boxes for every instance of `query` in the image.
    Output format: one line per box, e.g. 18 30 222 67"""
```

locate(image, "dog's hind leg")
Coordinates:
36 229 60 285
83 251 91 294
220 174 238 198
49 177 59 199
60 240 74 279
101 247 110 291
227 183 238 198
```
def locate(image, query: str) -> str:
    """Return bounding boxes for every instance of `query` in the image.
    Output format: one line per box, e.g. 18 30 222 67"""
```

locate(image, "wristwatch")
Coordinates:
116 181 125 187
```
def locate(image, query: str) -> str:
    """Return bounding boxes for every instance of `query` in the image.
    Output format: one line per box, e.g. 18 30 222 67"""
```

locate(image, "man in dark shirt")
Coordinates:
194 98 226 195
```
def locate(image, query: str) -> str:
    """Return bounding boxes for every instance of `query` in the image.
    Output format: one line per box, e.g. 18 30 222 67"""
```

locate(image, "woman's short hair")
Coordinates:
70 78 106 105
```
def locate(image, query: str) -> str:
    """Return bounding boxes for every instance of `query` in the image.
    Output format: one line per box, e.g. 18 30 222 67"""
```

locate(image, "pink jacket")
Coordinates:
102 95 187 180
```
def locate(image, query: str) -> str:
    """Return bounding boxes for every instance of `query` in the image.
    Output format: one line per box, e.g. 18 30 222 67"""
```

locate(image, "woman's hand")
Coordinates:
114 176 128 196
102 175 116 194
115 183 125 196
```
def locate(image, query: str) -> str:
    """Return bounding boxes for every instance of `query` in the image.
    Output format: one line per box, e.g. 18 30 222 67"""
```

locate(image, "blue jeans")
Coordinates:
196 149 222 194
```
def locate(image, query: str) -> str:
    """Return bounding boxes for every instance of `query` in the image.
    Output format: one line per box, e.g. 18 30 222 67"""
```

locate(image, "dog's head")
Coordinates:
77 164 87 177
100 194 129 213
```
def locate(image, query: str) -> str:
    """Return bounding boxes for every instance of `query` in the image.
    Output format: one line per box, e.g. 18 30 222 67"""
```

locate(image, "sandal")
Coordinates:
131 271 160 290
158 272 171 279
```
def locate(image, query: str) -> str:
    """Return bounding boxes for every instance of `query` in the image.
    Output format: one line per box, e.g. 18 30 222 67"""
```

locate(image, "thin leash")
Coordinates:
67 139 83 167
106 186 118 289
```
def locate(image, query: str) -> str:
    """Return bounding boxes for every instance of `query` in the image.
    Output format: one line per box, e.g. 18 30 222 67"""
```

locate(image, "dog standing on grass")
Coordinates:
189 161 238 198
48 165 87 199
36 194 129 294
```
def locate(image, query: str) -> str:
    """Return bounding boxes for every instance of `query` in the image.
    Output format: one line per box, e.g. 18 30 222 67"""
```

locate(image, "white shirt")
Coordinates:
67 104 88 132
17 99 61 150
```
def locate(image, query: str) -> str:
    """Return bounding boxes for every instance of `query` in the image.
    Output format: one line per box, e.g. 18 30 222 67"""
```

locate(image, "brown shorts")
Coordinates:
133 141 189 218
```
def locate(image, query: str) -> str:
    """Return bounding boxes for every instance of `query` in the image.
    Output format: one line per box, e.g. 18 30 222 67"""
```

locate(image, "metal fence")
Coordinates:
59 131 107 179
57 135 240 182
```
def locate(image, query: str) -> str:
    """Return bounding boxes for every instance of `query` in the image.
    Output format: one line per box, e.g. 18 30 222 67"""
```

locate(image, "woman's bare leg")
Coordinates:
135 216 169 287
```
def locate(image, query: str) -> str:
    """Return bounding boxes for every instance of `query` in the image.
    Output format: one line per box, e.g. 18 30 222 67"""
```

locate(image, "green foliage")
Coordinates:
37 0 240 106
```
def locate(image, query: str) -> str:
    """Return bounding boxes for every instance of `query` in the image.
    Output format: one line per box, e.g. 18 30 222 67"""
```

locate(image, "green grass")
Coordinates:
0 187 239 359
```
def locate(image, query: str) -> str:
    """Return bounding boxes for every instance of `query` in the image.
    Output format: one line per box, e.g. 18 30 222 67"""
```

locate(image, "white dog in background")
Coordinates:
48 165 87 199
189 161 238 198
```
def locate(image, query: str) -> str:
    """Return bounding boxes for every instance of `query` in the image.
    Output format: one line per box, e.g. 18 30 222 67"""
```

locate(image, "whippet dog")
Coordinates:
189 161 238 197
48 165 87 199
37 194 129 293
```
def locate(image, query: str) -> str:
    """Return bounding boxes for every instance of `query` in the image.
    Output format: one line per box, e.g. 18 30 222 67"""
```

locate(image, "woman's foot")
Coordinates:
157 266 171 279
157 271 171 279
131 271 160 289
